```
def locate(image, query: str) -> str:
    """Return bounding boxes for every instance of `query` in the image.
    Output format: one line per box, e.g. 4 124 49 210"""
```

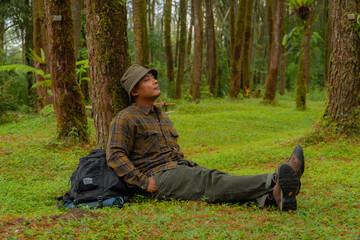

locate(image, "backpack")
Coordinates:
57 149 133 209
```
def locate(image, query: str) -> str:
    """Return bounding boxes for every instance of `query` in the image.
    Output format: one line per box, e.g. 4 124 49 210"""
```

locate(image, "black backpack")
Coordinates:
57 149 133 209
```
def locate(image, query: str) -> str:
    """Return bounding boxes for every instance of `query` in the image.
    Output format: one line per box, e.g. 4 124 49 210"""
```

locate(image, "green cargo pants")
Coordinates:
152 161 274 207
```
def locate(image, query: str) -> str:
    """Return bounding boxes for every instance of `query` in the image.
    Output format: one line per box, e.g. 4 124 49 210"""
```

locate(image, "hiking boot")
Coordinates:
286 145 305 179
272 164 299 211
285 145 305 195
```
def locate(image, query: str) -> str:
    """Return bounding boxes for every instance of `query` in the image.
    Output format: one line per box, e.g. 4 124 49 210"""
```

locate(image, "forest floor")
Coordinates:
0 92 359 239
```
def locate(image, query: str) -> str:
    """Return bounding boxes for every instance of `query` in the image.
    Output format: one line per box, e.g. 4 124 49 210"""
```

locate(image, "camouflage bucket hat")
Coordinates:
120 64 158 101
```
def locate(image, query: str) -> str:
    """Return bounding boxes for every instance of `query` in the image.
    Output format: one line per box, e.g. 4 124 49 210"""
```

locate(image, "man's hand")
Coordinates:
146 176 158 192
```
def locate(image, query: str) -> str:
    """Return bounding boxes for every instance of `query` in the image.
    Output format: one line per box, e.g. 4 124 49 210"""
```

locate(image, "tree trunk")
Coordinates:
164 0 174 84
33 0 52 112
0 19 4 54
151 0 155 28
72 0 82 60
279 0 286 95
229 0 235 55
133 0 150 66
324 0 331 88
266 0 273 72
190 0 203 101
229 0 247 98
321 0 360 132
85 0 131 148
174 4 180 68
186 0 194 61
25 0 33 106
205 0 217 97
175 0 187 99
43 0 88 141
296 8 313 110
241 0 255 95
263 0 282 103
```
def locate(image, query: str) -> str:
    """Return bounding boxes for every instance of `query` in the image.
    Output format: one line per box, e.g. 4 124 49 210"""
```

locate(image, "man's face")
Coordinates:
131 73 161 102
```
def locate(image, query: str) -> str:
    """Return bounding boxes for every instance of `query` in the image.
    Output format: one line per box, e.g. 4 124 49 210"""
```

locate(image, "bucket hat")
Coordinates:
120 64 158 101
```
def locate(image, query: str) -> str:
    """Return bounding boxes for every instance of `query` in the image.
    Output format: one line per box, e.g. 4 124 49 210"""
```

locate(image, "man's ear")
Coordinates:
131 88 139 97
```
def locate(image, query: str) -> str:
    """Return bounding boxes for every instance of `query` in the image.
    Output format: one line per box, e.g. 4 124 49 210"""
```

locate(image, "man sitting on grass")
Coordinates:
106 64 305 211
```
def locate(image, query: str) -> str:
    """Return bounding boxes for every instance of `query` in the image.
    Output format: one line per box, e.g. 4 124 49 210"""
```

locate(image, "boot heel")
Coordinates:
278 164 299 211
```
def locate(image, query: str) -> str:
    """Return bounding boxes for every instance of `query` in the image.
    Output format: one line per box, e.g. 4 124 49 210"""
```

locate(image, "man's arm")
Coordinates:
106 114 152 191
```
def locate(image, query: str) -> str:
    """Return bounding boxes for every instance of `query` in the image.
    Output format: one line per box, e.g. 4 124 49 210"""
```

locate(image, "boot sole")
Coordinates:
278 164 299 211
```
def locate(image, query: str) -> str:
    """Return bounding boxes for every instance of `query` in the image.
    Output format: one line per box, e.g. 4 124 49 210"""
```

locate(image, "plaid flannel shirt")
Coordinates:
106 103 187 190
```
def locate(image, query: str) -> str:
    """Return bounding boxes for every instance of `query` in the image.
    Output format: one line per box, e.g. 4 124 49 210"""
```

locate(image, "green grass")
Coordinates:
1 92 359 239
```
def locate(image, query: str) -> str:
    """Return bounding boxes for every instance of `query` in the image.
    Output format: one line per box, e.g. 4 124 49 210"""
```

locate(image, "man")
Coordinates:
106 64 305 211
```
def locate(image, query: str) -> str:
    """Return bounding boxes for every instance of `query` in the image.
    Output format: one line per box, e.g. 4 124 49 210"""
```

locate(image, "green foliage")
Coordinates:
0 64 46 77
287 0 315 7
75 59 90 85
27 49 46 65
356 15 360 38
282 27 323 58
40 104 55 117
0 79 17 119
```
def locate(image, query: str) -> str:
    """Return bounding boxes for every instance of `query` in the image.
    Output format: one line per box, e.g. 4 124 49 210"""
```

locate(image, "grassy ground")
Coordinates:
0 92 359 239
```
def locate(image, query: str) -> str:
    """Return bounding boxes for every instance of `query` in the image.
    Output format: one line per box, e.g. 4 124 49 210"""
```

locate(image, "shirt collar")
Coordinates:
131 103 162 116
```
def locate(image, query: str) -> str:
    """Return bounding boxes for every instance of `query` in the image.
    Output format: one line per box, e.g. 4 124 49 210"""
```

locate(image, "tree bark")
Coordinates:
133 0 150 66
72 0 82 60
43 0 88 141
279 0 286 95
296 8 313 110
85 0 131 148
229 0 247 98
175 0 187 99
25 0 33 106
321 0 360 132
0 19 4 53
190 0 203 101
266 0 273 72
241 0 255 95
33 0 52 112
164 0 174 84
229 0 235 58
323 0 331 88
186 0 194 62
205 0 217 97
263 0 283 103
174 3 180 68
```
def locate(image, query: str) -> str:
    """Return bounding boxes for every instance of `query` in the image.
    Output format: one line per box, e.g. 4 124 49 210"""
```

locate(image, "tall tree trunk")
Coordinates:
324 0 331 88
266 0 273 72
296 8 313 110
229 0 235 58
147 0 152 30
164 0 174 84
205 0 217 97
241 0 255 95
25 0 33 106
190 0 203 101
175 0 187 99
151 0 156 28
72 0 82 60
229 0 247 98
321 0 360 132
85 0 131 148
186 0 194 62
133 0 150 66
33 0 52 112
279 0 286 95
43 0 88 141
0 19 4 54
174 4 180 68
263 0 282 103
